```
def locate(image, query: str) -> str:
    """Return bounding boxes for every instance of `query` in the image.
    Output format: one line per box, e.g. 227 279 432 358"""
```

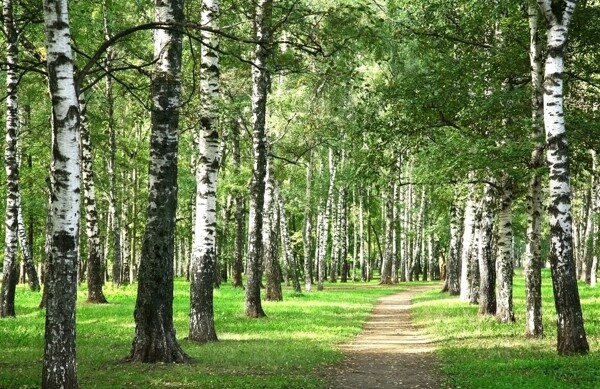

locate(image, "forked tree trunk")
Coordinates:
80 95 108 304
244 0 272 317
538 0 589 355
495 174 515 323
127 0 190 363
1 0 20 318
189 0 220 343
524 0 544 338
41 0 81 385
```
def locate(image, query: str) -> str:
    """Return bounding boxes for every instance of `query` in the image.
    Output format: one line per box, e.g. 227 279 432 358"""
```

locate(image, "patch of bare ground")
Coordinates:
325 285 441 388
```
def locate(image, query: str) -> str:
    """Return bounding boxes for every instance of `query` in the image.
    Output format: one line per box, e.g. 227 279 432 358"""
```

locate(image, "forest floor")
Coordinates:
324 285 442 388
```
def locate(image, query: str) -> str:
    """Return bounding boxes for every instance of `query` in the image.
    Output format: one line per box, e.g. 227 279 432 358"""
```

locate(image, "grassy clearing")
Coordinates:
1 279 402 388
412 269 600 389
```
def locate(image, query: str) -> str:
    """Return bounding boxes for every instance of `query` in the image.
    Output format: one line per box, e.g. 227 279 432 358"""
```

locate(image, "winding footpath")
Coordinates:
326 285 441 388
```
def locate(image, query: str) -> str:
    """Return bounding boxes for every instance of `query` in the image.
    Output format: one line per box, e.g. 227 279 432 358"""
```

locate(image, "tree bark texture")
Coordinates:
263 157 282 301
80 95 108 304
495 174 515 323
189 0 220 343
380 183 394 284
478 183 496 316
42 0 81 385
524 0 545 338
303 154 313 290
127 0 190 363
538 0 589 355
277 185 301 293
443 200 461 295
317 149 337 290
1 0 20 318
244 0 272 317
231 119 244 288
460 179 477 301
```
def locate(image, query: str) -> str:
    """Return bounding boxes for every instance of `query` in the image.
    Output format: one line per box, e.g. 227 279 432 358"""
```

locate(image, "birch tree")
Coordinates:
538 0 589 355
80 95 107 304
442 199 461 295
231 119 244 289
524 0 545 338
459 180 477 301
1 0 20 318
189 0 220 343
245 0 272 317
127 0 190 363
303 155 313 290
478 182 496 316
495 174 515 323
41 0 81 385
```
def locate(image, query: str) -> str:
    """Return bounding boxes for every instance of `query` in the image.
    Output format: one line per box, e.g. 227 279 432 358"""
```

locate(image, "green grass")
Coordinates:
1 279 403 388
412 269 600 389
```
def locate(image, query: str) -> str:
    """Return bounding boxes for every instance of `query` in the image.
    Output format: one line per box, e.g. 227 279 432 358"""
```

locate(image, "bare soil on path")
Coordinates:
325 285 441 389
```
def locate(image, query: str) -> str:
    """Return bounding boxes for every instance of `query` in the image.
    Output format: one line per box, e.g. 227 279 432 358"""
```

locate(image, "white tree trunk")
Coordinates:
538 0 589 355
41 0 81 385
189 0 220 342
524 0 545 338
495 174 515 323
460 179 477 300
477 182 496 315
1 0 21 318
244 0 272 317
317 148 336 290
303 154 313 290
276 185 301 292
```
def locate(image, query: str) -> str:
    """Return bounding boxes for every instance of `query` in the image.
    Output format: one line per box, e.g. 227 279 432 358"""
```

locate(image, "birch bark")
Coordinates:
189 0 220 342
127 0 190 363
478 183 496 316
303 155 313 290
524 0 545 338
80 95 107 304
41 0 81 385
495 174 515 323
277 185 301 293
460 179 477 301
538 0 589 355
244 0 272 317
1 0 20 317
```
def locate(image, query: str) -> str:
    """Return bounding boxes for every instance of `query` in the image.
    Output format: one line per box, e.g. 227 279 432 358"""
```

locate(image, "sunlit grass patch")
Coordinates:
2 278 401 388
412 268 600 388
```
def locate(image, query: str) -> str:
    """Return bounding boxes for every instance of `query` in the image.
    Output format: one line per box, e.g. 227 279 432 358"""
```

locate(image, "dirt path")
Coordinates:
325 285 441 389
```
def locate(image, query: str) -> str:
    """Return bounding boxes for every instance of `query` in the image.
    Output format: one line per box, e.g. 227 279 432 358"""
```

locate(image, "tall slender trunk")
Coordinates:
524 0 545 338
231 119 244 288
303 155 313 290
127 0 190 363
478 182 496 316
277 185 301 293
380 182 394 284
103 0 122 287
245 0 272 317
469 203 481 305
538 0 589 355
317 149 337 290
443 198 461 295
263 157 282 301
359 189 366 282
496 174 515 323
189 0 220 343
340 188 349 283
80 95 107 304
352 189 358 282
41 0 81 385
15 105 39 291
460 179 477 300
1 0 21 317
